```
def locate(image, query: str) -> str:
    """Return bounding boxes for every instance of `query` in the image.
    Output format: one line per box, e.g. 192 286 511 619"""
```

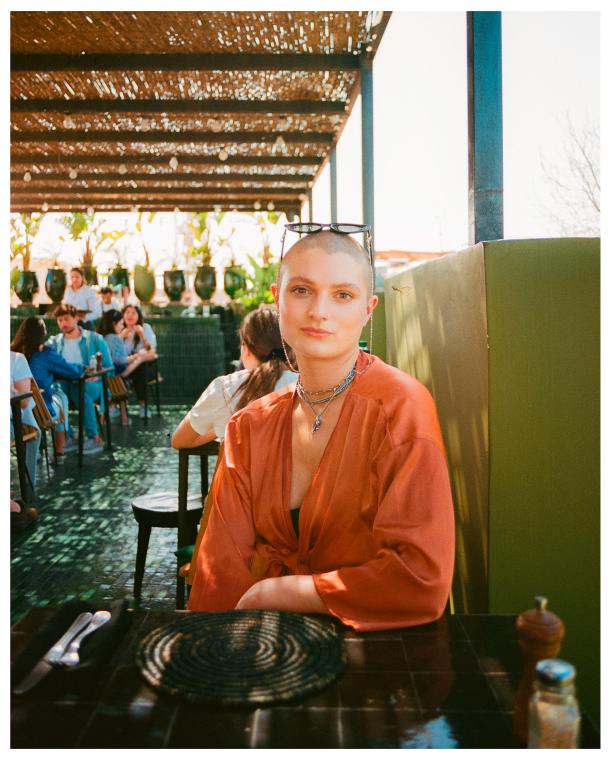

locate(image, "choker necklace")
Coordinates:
296 363 357 434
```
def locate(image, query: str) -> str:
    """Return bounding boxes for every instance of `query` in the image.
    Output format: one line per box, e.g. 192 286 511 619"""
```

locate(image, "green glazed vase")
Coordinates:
108 267 129 289
14 271 39 305
45 268 67 303
134 265 156 304
224 266 246 299
82 265 98 286
194 265 216 301
163 269 186 302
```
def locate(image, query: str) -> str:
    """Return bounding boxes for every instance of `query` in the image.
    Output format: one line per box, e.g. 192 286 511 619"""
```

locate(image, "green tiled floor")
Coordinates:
10 406 217 625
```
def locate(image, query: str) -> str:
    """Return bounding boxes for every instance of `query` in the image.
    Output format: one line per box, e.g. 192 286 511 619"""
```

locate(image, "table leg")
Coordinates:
176 450 189 609
102 374 112 450
78 378 84 467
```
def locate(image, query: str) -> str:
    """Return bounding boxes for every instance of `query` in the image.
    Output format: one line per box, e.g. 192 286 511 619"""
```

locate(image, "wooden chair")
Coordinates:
10 392 37 504
142 357 162 421
30 379 63 473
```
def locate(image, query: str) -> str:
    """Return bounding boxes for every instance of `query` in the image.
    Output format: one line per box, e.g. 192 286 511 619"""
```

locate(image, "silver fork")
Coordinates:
58 610 111 667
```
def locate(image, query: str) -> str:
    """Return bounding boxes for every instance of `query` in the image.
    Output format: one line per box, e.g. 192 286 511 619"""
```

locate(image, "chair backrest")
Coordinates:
108 375 129 401
30 379 56 431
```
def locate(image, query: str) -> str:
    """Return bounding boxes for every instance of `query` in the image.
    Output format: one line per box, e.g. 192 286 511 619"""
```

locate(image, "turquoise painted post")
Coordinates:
330 145 338 222
467 11 504 243
307 188 313 223
360 57 375 240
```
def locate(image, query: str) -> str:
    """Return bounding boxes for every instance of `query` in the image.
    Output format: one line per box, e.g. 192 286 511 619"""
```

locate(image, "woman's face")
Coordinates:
123 307 138 326
70 270 84 290
272 246 377 363
113 318 124 335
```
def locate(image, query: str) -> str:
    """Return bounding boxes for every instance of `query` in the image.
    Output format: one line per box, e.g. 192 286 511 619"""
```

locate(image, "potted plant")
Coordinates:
133 211 157 304
10 213 43 305
108 249 130 289
44 253 67 303
187 212 216 302
59 210 125 285
218 226 245 299
163 247 186 303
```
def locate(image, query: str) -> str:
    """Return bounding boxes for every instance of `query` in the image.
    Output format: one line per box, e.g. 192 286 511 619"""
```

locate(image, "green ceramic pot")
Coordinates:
134 265 156 304
82 265 98 286
45 268 67 303
224 266 246 299
194 265 216 301
14 271 39 305
108 267 129 289
163 269 186 302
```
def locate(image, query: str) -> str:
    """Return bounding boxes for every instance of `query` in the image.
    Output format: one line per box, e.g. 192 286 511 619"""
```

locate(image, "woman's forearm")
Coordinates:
235 575 329 614
171 415 216 449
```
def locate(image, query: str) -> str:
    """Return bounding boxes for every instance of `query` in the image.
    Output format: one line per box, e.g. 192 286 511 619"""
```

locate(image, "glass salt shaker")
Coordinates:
528 658 580 748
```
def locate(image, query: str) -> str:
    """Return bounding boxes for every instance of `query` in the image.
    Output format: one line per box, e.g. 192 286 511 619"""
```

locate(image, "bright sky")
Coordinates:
13 10 601 271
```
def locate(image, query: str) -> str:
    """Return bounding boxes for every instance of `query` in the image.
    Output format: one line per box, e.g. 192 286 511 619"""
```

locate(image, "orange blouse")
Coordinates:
188 352 455 631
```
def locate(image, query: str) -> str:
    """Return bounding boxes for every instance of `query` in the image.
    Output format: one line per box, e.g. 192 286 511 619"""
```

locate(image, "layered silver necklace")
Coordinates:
296 363 357 434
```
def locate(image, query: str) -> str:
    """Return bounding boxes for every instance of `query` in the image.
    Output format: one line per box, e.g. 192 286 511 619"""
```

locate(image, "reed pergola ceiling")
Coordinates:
11 11 391 213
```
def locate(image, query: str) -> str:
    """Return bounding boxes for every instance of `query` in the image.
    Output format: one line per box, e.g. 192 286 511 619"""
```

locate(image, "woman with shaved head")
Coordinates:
188 223 454 630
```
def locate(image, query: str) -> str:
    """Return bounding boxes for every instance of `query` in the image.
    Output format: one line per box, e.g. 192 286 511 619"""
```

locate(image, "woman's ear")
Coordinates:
366 294 379 320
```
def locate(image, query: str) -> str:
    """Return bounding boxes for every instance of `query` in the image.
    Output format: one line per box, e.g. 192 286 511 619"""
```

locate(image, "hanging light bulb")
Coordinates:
63 113 76 129
174 206 180 213
23 171 32 182
254 200 262 210
169 156 179 170
214 205 221 213
118 163 128 175
298 193 306 201
41 201 49 212
87 207 94 216
69 168 78 179
131 205 138 213
273 135 286 153
277 118 290 131
139 119 151 132
209 119 222 133
267 201 275 211
218 148 229 162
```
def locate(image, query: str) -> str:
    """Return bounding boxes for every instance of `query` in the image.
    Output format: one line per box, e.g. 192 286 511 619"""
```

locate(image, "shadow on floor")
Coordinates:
10 406 217 625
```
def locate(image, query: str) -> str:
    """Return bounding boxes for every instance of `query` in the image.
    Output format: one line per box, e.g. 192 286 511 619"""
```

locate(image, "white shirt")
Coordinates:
188 368 298 440
64 285 102 321
59 336 83 365
101 298 121 313
10 351 37 426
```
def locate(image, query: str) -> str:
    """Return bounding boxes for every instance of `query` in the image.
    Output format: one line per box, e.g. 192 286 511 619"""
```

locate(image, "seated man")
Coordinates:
187 226 455 631
99 286 121 313
46 303 113 455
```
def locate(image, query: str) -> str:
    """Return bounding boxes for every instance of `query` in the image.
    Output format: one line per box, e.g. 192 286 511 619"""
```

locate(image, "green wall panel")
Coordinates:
484 238 599 727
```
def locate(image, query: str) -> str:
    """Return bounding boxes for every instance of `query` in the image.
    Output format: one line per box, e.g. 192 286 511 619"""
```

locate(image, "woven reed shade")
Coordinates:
10 11 390 212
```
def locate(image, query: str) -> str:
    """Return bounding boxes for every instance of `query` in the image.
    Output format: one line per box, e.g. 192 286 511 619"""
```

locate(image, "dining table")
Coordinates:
10 608 599 749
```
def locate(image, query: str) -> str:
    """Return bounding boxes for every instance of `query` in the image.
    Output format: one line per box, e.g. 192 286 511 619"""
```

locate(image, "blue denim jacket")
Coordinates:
47 328 113 372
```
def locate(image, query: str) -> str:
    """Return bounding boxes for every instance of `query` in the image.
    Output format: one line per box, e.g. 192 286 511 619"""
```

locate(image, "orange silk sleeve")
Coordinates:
187 421 258 611
312 437 455 631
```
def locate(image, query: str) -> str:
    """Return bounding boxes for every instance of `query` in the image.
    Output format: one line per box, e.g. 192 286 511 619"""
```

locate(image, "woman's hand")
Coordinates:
235 575 328 614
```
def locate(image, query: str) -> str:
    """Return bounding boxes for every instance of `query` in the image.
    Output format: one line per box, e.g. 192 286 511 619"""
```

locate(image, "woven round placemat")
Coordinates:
136 610 346 705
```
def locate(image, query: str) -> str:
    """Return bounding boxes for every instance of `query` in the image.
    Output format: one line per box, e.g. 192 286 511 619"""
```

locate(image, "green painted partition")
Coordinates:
384 238 600 727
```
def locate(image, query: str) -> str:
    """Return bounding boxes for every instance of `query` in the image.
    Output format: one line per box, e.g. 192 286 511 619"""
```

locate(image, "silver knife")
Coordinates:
13 611 93 695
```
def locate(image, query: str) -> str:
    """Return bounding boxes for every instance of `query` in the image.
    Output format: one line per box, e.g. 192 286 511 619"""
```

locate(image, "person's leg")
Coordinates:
82 381 103 441
52 386 73 438
25 430 41 488
129 363 148 416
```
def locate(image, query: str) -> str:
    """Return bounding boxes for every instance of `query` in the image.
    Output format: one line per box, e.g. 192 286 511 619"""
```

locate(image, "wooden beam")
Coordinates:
11 53 360 72
12 188 302 199
11 130 333 145
11 154 321 167
11 171 313 184
11 201 299 212
11 99 346 115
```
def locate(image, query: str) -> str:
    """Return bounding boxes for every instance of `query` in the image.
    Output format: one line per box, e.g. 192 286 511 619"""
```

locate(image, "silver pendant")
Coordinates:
312 417 322 434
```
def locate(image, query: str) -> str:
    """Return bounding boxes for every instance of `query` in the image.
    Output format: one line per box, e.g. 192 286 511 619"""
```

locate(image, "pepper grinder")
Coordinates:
513 595 565 742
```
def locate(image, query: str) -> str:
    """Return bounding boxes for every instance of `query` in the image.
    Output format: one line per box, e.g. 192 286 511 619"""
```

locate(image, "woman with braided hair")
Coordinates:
172 306 298 448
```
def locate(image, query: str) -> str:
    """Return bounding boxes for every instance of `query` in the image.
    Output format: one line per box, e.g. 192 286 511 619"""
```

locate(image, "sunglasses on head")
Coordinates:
280 222 374 266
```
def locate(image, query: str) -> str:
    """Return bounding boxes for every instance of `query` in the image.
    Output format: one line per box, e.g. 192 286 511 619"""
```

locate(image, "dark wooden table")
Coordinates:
10 609 599 749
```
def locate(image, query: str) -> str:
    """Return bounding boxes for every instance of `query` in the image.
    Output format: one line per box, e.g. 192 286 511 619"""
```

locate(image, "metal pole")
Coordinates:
330 145 338 222
467 11 504 244
360 57 375 246
307 188 313 223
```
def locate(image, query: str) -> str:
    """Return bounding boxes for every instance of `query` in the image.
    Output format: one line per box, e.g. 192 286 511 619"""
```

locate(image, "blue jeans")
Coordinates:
50 385 72 437
61 379 103 439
